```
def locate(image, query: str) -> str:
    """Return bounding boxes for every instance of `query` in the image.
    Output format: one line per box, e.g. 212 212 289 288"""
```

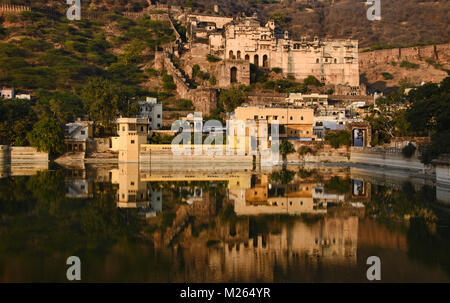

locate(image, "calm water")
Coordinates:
0 163 450 283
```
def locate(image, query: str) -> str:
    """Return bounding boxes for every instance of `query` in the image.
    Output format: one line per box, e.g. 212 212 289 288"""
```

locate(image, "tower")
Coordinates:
117 118 150 163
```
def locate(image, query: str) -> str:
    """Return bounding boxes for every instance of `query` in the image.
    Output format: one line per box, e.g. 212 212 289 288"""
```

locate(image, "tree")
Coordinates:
325 131 351 149
81 78 126 129
219 87 248 112
406 77 450 163
27 118 64 156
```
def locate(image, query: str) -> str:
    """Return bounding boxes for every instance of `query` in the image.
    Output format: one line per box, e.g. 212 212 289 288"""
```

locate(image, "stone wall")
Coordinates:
359 43 450 66
9 147 49 163
156 50 218 115
350 147 426 171
246 92 287 106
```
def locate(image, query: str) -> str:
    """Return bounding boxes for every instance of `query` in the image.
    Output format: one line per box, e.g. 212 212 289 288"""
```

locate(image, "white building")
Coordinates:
138 97 162 130
1 87 14 99
64 120 94 152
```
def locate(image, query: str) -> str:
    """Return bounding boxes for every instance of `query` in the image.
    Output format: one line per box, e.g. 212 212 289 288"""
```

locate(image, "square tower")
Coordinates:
117 118 150 163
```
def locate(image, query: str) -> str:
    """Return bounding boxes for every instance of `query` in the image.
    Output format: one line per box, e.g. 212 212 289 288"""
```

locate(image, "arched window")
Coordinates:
334 58 337 64
316 58 319 63
254 55 259 66
237 51 241 60
245 54 250 61
229 50 234 59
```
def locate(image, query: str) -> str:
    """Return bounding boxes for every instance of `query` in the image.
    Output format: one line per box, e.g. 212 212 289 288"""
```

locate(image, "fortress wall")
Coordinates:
0 4 31 14
359 43 450 66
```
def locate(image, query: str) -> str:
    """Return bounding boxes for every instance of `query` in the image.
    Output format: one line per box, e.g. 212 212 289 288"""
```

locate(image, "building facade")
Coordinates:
209 16 360 88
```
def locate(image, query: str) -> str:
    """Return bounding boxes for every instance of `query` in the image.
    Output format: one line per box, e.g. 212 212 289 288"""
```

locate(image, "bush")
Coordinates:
271 67 283 74
303 75 321 86
400 61 419 69
206 54 221 62
382 72 394 80
325 131 351 149
298 145 313 156
402 143 417 158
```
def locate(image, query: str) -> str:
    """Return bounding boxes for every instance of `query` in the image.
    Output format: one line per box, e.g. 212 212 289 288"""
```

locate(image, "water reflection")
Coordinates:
0 163 449 282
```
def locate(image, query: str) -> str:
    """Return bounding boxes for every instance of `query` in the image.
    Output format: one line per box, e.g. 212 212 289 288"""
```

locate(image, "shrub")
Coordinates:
303 75 321 86
325 130 351 149
206 54 221 62
400 61 419 69
209 75 217 86
402 143 417 158
271 67 283 74
382 72 393 80
298 145 313 156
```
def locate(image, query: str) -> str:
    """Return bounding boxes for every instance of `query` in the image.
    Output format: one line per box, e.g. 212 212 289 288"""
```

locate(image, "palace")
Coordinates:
205 15 360 91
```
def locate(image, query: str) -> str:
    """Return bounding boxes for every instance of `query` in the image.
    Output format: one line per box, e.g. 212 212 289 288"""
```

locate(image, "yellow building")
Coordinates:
117 118 150 163
233 106 315 140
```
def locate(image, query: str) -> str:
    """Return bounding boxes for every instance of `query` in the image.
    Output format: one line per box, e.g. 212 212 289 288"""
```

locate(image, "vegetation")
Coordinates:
26 118 64 155
325 131 351 149
381 72 394 80
0 11 177 146
206 54 221 63
400 61 419 69
324 176 351 195
405 77 450 163
303 75 322 86
402 143 417 158
218 86 248 112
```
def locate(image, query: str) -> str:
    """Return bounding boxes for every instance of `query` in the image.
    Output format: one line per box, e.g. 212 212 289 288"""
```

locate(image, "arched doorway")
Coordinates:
245 54 250 61
254 55 259 66
237 51 241 60
263 55 268 68
229 50 234 59
230 67 238 83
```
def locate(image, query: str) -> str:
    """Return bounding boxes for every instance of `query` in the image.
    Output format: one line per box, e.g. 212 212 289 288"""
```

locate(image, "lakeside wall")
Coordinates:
0 146 49 164
287 144 427 171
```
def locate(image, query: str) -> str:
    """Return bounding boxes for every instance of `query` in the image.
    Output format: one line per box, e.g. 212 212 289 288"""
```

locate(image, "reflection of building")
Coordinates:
111 164 162 218
231 174 345 216
65 169 94 198
203 215 359 282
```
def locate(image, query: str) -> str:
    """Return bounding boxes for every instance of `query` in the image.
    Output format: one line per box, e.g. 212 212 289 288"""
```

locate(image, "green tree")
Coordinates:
219 87 248 112
325 131 351 149
27 118 64 155
81 78 126 129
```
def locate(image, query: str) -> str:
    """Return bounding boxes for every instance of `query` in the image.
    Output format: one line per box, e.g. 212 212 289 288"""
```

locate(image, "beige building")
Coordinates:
233 106 315 140
117 118 150 163
209 16 360 89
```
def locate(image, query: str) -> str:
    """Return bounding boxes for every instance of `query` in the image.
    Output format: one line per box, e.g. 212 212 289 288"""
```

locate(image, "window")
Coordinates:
301 116 304 120
141 126 144 132
157 114 161 118
81 130 85 135
290 116 293 120
131 182 135 186
122 127 125 131
131 140 135 144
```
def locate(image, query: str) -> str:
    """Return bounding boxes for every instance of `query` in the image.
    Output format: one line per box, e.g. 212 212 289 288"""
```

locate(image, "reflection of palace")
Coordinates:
231 174 346 216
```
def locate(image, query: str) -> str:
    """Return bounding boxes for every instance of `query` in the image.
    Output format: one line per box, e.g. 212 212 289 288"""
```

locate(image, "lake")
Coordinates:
0 163 449 282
